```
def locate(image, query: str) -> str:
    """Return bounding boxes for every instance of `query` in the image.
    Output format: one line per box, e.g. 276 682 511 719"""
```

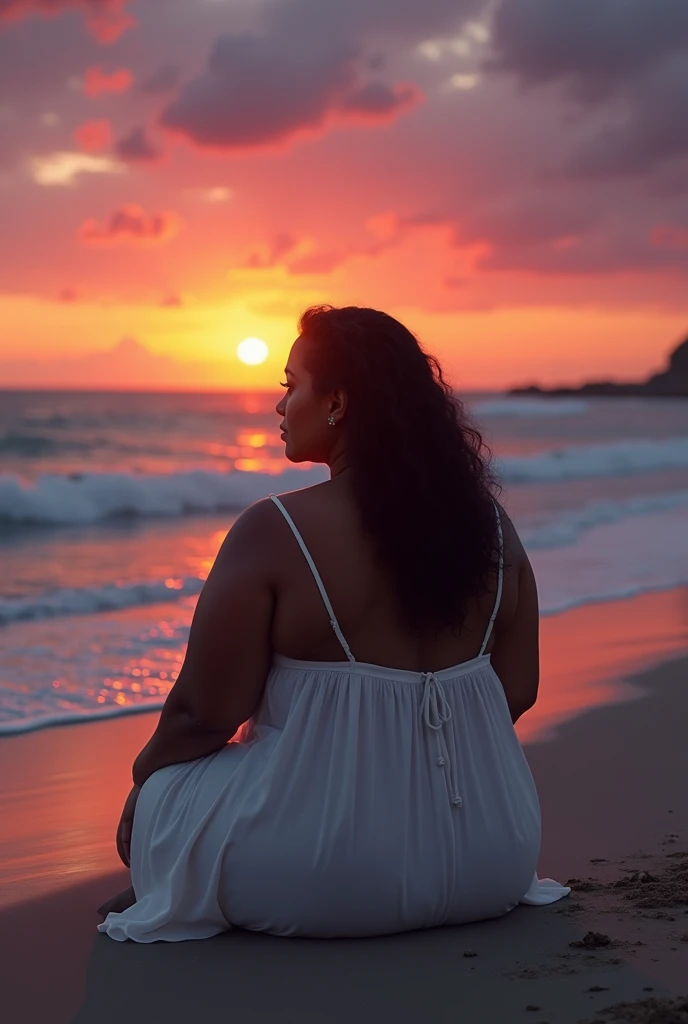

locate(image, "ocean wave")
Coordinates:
0 577 203 625
0 432 92 457
2 488 688 629
2 437 688 526
1 572 686 737
475 398 589 417
0 465 328 525
501 436 688 484
521 489 688 550
1 500 687 735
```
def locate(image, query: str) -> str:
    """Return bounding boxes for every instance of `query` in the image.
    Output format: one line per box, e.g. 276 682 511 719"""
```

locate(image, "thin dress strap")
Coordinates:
478 503 504 657
269 495 355 663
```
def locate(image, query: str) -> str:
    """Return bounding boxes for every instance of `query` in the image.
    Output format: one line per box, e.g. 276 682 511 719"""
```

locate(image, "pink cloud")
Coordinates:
651 224 688 251
0 0 134 43
288 250 344 275
73 118 112 152
83 65 133 97
78 204 181 247
244 233 298 269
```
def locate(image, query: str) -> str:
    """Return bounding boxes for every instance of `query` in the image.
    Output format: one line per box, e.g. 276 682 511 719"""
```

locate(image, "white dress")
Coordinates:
100 496 569 943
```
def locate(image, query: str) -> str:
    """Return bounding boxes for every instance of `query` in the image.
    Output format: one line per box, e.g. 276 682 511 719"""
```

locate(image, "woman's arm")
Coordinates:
132 502 276 787
489 523 540 725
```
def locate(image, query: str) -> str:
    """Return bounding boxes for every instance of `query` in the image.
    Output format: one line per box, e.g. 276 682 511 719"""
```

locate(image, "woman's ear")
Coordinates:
330 389 347 420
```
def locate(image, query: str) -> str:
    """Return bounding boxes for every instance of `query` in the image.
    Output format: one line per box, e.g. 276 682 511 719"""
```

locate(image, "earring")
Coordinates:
328 415 336 426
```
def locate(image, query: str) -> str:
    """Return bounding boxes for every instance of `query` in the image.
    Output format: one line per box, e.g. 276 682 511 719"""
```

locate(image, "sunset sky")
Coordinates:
1 0 687 391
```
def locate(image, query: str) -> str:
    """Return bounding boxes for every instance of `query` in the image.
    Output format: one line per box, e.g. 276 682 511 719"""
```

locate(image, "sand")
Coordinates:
1 597 687 1023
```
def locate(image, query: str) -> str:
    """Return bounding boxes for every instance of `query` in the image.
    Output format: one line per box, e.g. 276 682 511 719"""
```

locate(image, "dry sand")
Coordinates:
1 616 687 1022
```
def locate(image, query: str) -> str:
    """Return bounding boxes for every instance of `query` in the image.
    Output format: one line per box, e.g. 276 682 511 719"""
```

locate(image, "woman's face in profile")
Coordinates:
276 336 333 464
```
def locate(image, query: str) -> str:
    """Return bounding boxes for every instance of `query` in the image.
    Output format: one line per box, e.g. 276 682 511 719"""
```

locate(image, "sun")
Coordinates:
237 337 269 365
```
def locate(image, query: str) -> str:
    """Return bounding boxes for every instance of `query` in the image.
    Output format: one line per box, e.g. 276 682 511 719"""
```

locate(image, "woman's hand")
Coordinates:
116 784 141 868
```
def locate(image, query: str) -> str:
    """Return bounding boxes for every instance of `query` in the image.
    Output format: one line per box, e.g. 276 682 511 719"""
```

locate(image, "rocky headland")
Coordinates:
511 336 688 398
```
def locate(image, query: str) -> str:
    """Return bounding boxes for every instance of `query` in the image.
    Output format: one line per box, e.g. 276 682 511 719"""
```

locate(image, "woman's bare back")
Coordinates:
267 477 522 674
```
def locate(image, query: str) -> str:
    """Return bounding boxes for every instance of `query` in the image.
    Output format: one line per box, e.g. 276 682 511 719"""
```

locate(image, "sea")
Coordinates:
1 389 687 737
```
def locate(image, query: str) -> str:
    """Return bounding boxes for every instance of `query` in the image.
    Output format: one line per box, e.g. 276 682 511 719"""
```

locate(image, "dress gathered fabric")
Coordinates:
100 496 570 943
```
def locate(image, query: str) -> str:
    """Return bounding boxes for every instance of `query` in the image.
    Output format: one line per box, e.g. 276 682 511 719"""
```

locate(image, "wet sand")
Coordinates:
1 592 687 1024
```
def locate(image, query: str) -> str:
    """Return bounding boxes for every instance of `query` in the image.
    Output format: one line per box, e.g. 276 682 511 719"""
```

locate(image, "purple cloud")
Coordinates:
78 204 180 246
487 0 688 179
0 0 134 43
140 63 180 95
115 126 161 163
159 0 484 150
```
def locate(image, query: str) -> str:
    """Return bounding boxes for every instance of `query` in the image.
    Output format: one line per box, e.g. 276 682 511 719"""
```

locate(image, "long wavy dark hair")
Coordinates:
299 305 501 635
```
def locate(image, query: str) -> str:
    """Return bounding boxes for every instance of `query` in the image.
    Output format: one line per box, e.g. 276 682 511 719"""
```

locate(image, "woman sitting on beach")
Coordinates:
99 305 569 942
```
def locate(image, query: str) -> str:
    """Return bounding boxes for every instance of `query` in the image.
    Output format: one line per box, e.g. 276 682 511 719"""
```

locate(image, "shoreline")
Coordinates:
1 585 686 743
0 588 686 912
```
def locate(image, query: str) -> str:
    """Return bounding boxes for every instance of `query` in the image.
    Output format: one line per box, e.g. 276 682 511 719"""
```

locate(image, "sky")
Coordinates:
0 0 687 391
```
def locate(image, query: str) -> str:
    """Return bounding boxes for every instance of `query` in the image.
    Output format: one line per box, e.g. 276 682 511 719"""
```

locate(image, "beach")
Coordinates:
1 588 686 1024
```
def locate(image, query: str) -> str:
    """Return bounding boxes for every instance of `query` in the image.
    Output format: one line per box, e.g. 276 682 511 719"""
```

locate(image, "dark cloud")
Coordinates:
341 80 418 118
568 55 688 178
78 204 180 246
0 0 134 43
268 0 485 42
162 34 360 148
487 0 688 179
115 125 161 162
160 0 483 149
456 193 602 250
463 201 688 275
140 63 180 95
404 182 688 277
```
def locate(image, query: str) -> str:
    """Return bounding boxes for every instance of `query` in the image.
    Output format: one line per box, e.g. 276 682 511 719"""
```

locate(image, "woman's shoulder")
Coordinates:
493 501 528 571
225 482 334 548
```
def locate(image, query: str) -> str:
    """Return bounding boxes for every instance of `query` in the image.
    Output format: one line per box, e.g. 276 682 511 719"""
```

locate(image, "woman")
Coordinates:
99 305 569 942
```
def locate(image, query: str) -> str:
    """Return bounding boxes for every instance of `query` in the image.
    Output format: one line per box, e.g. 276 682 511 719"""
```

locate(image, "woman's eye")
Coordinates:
279 382 291 391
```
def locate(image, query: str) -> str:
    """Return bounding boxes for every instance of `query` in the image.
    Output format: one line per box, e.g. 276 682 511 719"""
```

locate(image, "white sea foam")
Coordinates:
2 437 688 526
521 489 688 550
500 437 688 484
531 507 688 618
0 577 204 625
475 398 589 418
1 487 686 628
1 497 687 736
0 466 327 525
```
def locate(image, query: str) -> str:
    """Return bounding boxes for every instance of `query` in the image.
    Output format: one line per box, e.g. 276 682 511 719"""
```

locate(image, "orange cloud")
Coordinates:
0 1 134 43
73 118 112 152
78 204 180 246
83 65 133 97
